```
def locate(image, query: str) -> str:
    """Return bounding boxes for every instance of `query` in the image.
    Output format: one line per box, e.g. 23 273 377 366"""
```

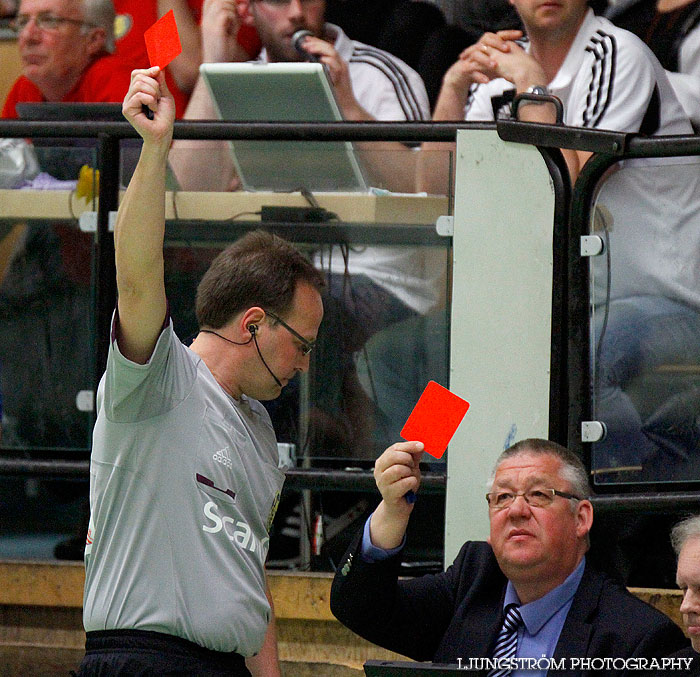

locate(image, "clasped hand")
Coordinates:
442 29 547 96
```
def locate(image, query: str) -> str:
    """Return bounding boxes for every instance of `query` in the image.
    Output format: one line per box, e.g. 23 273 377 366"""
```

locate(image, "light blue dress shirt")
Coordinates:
503 557 586 676
360 514 405 561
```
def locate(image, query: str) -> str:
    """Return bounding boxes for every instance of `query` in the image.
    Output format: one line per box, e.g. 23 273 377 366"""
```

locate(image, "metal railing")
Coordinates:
0 119 477 495
1 118 699 507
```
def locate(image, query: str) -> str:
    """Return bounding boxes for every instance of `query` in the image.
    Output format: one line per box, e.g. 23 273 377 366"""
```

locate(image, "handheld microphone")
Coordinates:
251 327 283 388
292 29 320 62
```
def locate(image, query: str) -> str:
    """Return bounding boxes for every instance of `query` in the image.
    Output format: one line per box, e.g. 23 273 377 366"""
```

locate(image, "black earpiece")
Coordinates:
248 324 258 335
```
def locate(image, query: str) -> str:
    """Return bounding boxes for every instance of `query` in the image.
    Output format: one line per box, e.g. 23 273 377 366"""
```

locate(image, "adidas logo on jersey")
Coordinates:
213 447 233 469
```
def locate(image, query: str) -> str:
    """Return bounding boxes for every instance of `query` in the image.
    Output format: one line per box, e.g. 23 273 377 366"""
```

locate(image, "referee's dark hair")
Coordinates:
195 230 325 330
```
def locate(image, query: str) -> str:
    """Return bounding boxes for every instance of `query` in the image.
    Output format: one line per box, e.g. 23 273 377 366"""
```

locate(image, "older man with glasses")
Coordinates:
331 438 688 674
2 0 132 116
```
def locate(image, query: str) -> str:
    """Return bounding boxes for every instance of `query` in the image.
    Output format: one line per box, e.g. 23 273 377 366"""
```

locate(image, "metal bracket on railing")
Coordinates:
580 235 605 257
79 211 117 233
581 420 607 443
511 92 564 125
435 215 453 236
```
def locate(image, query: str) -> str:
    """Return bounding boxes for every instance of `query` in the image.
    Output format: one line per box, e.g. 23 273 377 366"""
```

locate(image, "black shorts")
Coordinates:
74 629 251 676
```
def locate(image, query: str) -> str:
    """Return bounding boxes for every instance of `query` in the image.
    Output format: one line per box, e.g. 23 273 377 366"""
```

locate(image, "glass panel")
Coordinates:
0 142 97 561
0 144 97 452
0 137 452 564
162 143 454 471
589 155 700 485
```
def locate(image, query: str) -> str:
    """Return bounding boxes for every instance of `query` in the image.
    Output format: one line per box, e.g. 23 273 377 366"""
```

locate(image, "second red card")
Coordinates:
400 381 470 458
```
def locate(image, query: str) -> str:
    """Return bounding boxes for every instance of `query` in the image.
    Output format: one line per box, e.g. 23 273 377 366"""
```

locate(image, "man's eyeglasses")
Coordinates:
485 488 583 510
265 309 314 356
10 13 96 33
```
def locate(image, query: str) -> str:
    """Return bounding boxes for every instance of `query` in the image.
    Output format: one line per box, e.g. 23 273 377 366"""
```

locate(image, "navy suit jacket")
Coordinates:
331 537 688 675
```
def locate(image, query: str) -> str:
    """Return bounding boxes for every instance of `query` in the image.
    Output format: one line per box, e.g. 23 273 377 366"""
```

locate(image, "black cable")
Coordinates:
228 210 262 221
199 329 252 346
251 330 282 387
299 187 320 208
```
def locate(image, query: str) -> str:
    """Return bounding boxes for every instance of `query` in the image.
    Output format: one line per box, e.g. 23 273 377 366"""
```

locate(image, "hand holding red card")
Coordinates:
400 381 470 459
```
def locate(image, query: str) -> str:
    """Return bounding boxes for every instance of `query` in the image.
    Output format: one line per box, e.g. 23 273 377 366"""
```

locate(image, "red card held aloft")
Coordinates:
400 381 470 459
144 10 182 70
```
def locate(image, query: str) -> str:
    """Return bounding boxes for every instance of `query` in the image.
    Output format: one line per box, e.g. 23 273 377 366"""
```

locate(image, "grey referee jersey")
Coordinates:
83 319 284 655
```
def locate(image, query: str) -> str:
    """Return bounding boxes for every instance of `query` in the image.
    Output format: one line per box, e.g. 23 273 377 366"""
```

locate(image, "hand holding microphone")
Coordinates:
291 30 357 114
292 29 321 62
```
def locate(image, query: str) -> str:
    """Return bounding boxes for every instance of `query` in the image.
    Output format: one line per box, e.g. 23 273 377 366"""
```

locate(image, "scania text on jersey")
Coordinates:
202 500 270 557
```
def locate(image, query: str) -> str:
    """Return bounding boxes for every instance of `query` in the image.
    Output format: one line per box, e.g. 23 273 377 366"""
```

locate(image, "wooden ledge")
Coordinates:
0 560 686 630
0 560 336 621
0 560 84 608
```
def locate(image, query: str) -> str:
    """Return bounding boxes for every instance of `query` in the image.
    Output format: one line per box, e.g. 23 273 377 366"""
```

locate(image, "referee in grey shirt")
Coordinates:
76 67 324 676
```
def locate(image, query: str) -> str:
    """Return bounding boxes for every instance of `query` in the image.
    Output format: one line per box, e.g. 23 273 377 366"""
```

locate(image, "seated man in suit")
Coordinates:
331 438 688 671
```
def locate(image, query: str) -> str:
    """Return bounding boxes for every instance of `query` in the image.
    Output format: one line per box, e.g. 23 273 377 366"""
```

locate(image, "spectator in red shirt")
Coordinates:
2 0 133 118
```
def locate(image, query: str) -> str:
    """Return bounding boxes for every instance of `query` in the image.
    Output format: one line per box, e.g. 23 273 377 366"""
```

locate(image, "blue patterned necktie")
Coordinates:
487 603 523 677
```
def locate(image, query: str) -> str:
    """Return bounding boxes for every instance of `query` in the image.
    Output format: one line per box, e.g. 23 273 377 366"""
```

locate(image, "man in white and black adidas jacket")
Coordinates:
430 0 700 479
176 0 430 187
431 0 693 179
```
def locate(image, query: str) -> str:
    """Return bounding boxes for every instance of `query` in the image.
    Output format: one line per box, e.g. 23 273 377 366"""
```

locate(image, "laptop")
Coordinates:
364 660 478 676
15 102 124 122
199 61 368 193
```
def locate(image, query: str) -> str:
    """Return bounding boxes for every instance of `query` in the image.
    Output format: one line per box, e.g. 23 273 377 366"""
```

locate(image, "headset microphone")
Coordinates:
251 328 283 388
202 324 282 388
292 29 320 62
